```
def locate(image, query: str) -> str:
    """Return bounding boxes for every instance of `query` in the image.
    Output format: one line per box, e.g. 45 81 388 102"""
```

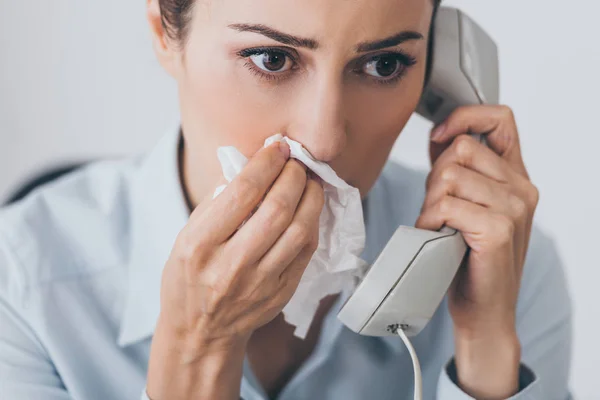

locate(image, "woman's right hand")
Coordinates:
146 141 324 400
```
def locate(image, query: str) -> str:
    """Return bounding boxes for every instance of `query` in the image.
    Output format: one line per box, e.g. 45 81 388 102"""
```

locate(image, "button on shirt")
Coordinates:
0 126 573 399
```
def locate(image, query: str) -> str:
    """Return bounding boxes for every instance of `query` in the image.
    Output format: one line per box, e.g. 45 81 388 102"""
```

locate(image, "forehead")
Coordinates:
197 0 433 45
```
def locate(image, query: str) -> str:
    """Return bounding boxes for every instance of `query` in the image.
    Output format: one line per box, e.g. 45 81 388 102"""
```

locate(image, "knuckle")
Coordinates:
276 268 290 287
306 231 320 253
439 164 460 191
229 248 252 271
508 193 528 219
266 195 294 224
209 272 240 300
273 278 295 304
288 221 312 245
205 278 227 301
437 196 453 214
499 104 515 121
307 240 319 254
453 135 474 161
202 281 235 315
232 176 262 208
529 183 540 208
493 214 515 243
174 233 202 265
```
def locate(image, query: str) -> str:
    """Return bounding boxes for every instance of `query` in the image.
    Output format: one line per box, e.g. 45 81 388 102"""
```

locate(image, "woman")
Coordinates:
0 0 572 399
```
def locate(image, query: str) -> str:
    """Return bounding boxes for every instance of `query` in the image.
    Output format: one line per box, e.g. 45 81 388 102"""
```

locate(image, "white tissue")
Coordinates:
213 134 368 338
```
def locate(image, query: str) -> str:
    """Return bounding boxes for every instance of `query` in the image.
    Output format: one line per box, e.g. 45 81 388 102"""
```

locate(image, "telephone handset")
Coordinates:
337 7 500 337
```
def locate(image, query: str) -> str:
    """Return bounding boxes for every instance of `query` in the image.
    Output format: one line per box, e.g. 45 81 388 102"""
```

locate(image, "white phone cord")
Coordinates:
397 328 423 400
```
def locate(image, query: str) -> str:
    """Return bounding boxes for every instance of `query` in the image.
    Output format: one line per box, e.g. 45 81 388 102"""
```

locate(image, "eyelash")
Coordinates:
355 51 418 86
236 47 417 86
237 47 299 82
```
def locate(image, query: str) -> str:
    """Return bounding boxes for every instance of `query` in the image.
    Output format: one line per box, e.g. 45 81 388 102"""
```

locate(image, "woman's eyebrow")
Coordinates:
228 23 319 50
227 24 423 53
355 31 424 52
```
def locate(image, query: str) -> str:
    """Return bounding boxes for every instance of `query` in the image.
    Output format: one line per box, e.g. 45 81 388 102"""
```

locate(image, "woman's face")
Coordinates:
152 0 434 198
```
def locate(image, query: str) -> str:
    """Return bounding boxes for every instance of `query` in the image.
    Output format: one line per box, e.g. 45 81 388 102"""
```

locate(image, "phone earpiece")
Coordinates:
338 6 499 338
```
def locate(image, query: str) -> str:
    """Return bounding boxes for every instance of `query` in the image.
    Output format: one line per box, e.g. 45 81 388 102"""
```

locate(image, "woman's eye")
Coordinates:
363 55 404 78
249 50 294 73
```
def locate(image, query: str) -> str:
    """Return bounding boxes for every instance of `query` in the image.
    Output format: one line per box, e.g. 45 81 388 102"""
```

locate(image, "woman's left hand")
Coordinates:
415 105 539 399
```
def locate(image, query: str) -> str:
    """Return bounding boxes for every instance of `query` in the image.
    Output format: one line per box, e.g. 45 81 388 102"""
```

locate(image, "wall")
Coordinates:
0 1 598 397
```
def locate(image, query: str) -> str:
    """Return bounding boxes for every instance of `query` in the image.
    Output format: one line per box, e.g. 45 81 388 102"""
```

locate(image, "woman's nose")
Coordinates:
287 75 347 163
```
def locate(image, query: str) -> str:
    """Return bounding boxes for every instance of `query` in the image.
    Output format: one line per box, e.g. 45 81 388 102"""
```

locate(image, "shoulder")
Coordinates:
0 158 139 302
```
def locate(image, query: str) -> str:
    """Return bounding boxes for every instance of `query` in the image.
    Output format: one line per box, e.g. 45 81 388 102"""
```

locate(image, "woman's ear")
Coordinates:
147 0 181 78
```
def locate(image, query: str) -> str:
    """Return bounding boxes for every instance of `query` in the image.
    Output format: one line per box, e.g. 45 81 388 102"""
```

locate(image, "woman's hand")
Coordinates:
415 105 539 399
146 141 324 400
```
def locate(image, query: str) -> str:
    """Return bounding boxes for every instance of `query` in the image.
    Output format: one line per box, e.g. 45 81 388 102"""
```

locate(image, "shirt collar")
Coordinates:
118 124 190 347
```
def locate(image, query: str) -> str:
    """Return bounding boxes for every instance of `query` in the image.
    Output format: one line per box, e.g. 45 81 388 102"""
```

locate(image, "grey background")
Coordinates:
0 1 598 397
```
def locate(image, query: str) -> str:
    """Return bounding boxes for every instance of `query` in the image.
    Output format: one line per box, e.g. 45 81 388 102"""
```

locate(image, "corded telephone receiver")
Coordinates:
337 7 500 338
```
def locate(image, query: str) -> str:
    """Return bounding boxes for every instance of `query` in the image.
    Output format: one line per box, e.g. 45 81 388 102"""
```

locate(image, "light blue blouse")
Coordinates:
0 126 572 399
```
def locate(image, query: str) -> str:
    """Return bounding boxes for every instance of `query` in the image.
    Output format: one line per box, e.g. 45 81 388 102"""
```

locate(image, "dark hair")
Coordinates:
158 0 196 44
158 0 441 83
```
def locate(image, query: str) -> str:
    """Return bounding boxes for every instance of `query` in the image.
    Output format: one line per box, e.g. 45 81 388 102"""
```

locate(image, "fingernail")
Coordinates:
279 141 290 159
431 124 446 141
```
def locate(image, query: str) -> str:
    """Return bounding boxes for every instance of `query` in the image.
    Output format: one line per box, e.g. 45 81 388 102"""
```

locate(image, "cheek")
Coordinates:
178 43 290 157
347 79 422 149
336 77 422 189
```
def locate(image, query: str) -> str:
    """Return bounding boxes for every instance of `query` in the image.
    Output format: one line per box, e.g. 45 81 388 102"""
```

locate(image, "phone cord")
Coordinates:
397 328 423 400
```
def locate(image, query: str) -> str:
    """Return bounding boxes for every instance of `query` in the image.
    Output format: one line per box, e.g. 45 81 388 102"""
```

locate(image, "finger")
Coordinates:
275 242 318 303
227 159 308 266
257 177 324 278
430 105 526 173
183 141 291 245
426 134 521 186
416 194 490 237
416 195 517 254
428 131 486 167
424 164 530 229
419 195 522 273
423 163 509 212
